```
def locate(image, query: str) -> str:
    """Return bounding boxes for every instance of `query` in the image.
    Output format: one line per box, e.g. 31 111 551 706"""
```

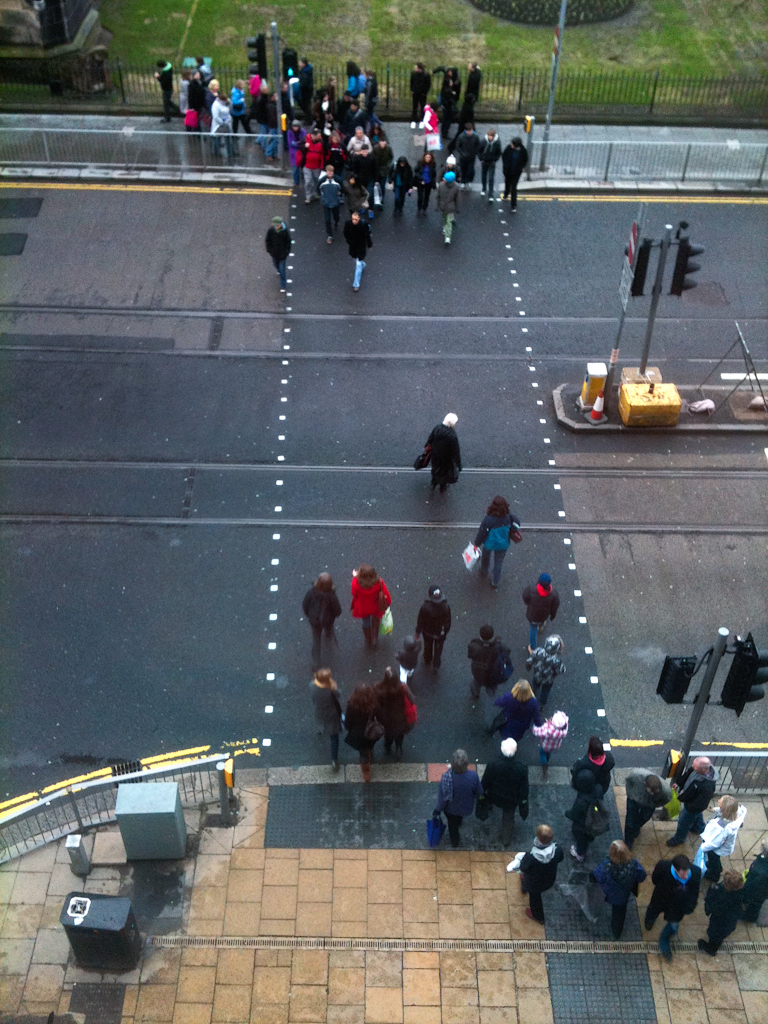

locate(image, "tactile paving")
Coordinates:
547 952 656 1023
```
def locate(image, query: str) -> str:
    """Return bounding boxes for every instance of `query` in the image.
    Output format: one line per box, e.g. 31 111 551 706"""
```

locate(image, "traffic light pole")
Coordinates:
604 204 647 418
638 223 672 376
539 0 567 173
679 627 729 770
271 21 285 170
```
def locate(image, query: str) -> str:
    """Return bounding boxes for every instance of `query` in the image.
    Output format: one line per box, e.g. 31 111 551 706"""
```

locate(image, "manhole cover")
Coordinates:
69 983 125 1024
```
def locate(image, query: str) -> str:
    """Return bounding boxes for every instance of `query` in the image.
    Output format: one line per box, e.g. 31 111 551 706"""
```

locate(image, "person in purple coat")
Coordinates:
286 119 307 185
494 679 542 741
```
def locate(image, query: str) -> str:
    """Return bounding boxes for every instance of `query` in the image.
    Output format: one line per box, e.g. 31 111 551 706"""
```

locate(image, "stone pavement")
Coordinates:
1 772 767 1024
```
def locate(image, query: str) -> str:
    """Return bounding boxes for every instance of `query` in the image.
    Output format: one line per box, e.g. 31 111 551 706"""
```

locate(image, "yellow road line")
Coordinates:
0 182 291 197
699 741 768 749
528 195 768 204
141 745 211 766
0 790 41 812
610 739 665 747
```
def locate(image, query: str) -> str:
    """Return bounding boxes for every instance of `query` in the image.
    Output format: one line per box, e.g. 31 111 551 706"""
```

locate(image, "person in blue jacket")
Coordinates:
473 495 521 588
494 679 542 741
435 749 483 847
591 840 647 938
230 80 249 134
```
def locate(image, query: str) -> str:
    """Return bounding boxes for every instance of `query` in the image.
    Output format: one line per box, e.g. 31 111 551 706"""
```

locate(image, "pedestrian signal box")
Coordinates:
657 656 697 704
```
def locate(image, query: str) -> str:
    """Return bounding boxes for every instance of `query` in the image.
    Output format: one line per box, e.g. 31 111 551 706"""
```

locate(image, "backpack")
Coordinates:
490 645 514 688
484 524 510 551
584 799 610 838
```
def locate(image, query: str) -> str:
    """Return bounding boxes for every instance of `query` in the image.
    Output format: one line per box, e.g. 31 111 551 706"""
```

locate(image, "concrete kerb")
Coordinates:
553 384 768 433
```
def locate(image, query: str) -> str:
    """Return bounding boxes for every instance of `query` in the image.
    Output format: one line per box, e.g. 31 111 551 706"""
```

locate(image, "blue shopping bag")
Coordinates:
427 813 445 849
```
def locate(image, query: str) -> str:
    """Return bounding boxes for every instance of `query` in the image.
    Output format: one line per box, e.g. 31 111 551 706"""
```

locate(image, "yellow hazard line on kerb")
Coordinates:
529 195 768 204
0 181 291 197
610 739 665 747
611 739 768 749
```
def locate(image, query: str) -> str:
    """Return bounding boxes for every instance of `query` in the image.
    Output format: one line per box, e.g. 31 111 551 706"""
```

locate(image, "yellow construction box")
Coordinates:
619 382 682 427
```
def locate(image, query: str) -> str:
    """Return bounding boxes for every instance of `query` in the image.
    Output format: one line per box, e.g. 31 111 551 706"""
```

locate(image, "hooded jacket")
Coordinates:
592 857 646 905
570 750 615 796
481 757 529 812
522 582 560 624
265 223 291 261
210 97 232 135
455 130 481 161
389 160 414 189
648 859 701 922
700 805 747 857
416 592 451 639
675 764 718 813
520 840 564 893
302 586 342 630
437 179 460 215
625 769 672 809
479 135 502 164
526 638 565 689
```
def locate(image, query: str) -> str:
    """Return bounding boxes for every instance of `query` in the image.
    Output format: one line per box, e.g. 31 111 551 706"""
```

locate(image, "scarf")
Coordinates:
671 866 689 885
590 753 606 766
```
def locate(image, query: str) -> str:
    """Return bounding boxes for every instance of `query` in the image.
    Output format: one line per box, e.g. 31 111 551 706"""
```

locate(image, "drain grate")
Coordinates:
69 982 125 1024
150 934 768 955
548 952 656 1023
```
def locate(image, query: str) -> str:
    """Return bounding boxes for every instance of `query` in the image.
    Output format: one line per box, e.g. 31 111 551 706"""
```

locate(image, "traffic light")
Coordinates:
246 34 267 78
657 656 697 704
721 633 768 716
282 47 298 81
524 115 535 133
670 236 703 296
630 238 652 297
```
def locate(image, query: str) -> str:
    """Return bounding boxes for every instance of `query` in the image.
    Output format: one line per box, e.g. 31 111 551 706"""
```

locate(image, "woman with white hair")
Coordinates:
425 413 461 493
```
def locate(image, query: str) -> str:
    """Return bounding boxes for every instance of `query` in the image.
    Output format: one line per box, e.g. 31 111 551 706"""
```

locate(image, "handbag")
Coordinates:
403 689 417 726
664 792 681 820
364 716 384 742
377 583 389 615
373 181 383 207
510 528 523 544
475 796 491 821
379 606 394 636
414 444 432 471
427 813 445 848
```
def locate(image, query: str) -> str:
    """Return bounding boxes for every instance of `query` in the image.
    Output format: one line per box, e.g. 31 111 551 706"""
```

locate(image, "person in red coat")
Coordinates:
302 126 326 204
351 564 392 649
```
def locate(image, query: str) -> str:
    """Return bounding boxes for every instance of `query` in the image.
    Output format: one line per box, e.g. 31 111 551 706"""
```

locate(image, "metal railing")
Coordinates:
1 60 767 124
0 126 282 175
0 754 225 863
1 127 766 185
687 751 768 793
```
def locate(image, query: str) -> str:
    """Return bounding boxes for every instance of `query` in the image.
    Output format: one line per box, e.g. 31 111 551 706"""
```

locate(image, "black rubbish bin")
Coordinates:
60 892 142 970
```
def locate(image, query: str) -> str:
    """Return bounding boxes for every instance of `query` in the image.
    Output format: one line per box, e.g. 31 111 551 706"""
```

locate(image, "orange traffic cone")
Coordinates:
590 390 605 420
586 389 607 425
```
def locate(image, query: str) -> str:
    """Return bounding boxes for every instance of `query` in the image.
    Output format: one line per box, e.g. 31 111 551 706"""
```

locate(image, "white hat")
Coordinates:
443 413 458 427
446 155 456 165
500 738 517 758
551 711 568 730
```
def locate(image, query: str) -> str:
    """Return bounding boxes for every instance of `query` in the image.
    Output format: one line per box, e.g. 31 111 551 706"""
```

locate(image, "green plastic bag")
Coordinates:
379 606 393 636
665 791 681 820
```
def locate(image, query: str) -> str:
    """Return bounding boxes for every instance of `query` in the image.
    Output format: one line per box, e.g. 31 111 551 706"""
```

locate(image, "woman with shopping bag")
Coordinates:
351 564 392 649
472 495 521 589
697 795 747 882
374 667 416 759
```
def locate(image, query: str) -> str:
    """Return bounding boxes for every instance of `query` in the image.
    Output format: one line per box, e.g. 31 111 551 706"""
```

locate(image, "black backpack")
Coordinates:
490 645 514 688
584 799 610 838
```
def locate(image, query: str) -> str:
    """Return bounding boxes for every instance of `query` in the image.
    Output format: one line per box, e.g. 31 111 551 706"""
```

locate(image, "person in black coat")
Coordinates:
310 668 343 771
388 157 414 215
570 735 615 796
502 137 528 211
515 823 564 925
467 62 482 102
481 738 529 847
374 667 416 758
645 854 702 960
188 71 206 117
468 624 502 699
426 413 461 492
415 585 451 671
410 62 432 124
566 768 603 862
298 58 314 118
344 682 381 782
343 210 372 291
742 837 768 923
265 217 291 291
302 572 342 668
396 635 422 684
699 870 746 956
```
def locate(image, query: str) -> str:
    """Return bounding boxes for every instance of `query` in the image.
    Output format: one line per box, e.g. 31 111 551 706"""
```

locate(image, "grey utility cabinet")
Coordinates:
115 781 187 860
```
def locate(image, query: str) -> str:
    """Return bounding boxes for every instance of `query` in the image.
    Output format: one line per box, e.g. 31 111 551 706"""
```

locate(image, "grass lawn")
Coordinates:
99 0 768 77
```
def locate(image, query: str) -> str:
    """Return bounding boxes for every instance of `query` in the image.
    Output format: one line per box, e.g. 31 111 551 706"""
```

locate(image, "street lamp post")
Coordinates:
539 0 567 173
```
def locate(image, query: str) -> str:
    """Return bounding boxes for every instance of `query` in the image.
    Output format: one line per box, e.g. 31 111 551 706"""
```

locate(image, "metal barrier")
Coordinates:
0 126 280 175
0 754 226 863
687 750 768 793
0 127 766 184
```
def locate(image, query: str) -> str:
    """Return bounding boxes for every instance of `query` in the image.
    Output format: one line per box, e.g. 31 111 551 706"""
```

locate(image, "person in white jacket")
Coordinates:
210 93 234 158
699 795 747 882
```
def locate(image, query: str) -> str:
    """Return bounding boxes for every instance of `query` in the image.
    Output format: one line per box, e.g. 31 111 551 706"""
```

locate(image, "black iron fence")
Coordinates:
1 60 767 123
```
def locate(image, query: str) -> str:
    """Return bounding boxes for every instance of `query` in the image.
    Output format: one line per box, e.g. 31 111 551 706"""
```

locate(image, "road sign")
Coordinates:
619 256 633 311
627 220 638 266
